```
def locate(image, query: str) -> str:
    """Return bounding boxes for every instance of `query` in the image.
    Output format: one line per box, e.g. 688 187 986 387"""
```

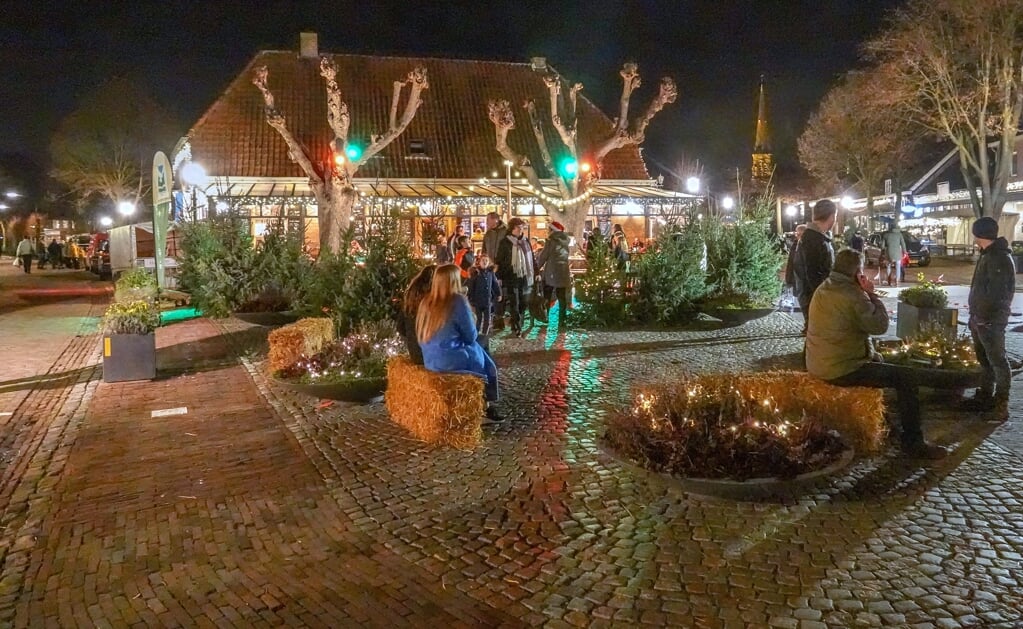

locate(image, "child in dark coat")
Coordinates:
466 253 501 347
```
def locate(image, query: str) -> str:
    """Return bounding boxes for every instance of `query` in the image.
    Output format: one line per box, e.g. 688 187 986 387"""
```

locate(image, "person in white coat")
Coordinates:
15 237 34 273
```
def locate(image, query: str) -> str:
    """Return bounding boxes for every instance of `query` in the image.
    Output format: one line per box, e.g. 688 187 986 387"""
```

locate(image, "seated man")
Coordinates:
806 249 946 459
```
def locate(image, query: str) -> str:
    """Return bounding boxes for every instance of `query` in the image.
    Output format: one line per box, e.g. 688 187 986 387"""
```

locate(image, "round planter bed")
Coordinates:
874 341 984 389
607 445 856 502
273 376 387 403
701 307 776 325
234 310 301 326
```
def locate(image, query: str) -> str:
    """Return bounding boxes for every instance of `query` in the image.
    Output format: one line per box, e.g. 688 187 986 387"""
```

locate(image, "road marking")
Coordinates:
151 407 188 418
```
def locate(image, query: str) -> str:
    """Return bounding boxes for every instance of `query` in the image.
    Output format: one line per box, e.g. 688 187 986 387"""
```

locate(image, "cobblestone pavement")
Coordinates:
2 264 1023 627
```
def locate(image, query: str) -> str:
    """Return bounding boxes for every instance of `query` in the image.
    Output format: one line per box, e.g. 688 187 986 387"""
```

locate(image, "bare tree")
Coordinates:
487 63 677 246
798 67 926 222
867 0 1023 218
254 58 428 254
50 78 179 215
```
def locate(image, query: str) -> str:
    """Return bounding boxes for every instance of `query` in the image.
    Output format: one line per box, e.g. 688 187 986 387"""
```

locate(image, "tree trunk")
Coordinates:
558 204 589 252
319 182 357 255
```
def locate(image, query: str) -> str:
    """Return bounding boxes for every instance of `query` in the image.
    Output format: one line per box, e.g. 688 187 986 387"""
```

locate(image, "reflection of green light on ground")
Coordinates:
160 308 201 325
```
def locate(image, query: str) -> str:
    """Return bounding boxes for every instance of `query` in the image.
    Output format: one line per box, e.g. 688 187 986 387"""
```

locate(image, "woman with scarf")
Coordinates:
495 217 535 338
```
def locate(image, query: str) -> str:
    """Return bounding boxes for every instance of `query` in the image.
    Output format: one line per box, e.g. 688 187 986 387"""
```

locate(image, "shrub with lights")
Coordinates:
275 320 404 385
701 195 784 310
877 325 978 370
569 235 631 326
605 373 865 481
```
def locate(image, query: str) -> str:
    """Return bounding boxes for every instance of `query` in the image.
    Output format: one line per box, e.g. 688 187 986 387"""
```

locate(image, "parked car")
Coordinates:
863 230 931 267
87 233 111 279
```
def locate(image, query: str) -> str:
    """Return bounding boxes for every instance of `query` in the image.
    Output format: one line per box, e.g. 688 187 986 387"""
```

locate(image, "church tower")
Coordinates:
752 75 773 182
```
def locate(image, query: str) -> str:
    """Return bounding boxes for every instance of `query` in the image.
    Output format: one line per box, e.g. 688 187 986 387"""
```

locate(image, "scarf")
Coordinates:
508 235 530 278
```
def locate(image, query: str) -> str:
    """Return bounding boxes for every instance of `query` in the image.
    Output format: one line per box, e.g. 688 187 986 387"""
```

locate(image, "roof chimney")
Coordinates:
530 57 547 71
300 32 319 58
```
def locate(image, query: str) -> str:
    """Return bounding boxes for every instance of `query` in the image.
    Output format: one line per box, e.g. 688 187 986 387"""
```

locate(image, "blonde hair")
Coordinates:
416 264 464 343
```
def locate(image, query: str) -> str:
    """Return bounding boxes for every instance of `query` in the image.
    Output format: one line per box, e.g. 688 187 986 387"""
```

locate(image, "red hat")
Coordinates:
550 221 565 231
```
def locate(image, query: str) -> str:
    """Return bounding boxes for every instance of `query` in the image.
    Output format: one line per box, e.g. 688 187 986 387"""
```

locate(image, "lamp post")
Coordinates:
118 201 136 220
180 162 207 221
503 160 513 222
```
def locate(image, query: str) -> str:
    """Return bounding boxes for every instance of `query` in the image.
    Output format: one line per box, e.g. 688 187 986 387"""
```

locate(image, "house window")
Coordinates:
408 139 428 156
937 181 950 196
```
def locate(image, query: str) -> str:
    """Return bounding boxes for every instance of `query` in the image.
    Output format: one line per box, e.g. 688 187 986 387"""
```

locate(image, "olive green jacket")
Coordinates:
806 271 889 380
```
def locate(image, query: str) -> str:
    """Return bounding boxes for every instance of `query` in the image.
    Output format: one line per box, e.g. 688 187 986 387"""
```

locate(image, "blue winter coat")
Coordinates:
467 268 501 310
419 297 499 401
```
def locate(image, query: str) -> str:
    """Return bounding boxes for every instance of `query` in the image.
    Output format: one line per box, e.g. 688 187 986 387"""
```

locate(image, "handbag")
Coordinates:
528 277 548 320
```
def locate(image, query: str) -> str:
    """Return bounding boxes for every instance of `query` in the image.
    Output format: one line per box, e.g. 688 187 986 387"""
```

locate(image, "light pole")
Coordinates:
181 162 207 221
503 160 513 222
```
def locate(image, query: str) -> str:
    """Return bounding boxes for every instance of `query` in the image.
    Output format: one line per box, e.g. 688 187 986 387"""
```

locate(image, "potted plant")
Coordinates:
101 299 160 382
273 321 404 402
896 273 957 339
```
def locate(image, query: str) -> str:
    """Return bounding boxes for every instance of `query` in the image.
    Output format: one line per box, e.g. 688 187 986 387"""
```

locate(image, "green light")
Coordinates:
160 307 201 325
560 159 578 178
345 144 362 160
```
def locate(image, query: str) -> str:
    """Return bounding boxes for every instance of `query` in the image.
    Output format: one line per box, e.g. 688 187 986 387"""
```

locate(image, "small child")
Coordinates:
466 253 501 347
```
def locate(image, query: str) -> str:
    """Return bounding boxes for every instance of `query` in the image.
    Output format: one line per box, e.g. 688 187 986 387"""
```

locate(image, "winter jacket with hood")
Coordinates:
535 230 572 288
806 270 889 381
793 224 834 300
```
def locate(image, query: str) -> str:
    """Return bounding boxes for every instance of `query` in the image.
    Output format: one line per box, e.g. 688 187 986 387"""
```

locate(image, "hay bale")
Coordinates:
267 318 335 374
637 371 886 454
385 356 485 449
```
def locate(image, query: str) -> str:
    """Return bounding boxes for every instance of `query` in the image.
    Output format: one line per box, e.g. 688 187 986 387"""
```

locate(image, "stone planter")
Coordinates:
233 310 300 327
701 307 776 325
102 333 156 383
273 376 387 403
895 302 958 340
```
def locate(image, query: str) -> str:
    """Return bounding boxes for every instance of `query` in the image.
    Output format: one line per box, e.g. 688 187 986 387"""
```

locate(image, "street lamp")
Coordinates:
5 191 19 199
785 205 798 217
99 216 114 228
685 176 701 194
721 196 735 211
118 201 136 216
841 196 854 209
181 162 207 221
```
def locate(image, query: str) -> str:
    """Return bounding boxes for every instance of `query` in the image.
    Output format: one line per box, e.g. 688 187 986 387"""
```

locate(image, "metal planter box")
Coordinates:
102 333 156 382
895 302 958 340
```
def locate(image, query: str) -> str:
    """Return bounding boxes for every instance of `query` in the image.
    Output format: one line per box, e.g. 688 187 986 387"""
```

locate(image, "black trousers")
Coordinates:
827 362 925 447
543 285 569 322
20 255 32 273
503 277 527 331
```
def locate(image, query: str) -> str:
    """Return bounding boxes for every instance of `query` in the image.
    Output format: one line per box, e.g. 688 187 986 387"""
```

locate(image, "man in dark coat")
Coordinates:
793 199 837 334
483 212 508 328
961 217 1016 421
535 221 572 325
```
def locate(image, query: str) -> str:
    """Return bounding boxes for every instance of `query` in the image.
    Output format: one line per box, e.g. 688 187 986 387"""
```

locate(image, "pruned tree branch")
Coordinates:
319 57 350 151
486 99 546 198
362 66 429 163
615 62 640 135
595 66 678 163
526 100 571 198
543 74 577 155
253 66 324 191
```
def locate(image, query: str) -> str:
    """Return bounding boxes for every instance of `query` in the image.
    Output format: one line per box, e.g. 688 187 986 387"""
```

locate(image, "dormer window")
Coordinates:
409 139 428 156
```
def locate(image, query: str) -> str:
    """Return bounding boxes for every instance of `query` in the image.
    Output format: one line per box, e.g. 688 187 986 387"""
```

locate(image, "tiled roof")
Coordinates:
186 51 652 183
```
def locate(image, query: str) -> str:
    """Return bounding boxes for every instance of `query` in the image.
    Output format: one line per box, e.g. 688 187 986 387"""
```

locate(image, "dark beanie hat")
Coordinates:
972 216 998 240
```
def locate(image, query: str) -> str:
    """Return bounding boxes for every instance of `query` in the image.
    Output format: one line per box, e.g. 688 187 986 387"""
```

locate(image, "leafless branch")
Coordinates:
319 57 350 150
253 66 324 189
362 66 429 163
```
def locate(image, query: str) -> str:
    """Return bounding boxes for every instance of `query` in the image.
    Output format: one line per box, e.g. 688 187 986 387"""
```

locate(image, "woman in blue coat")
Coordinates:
417 264 502 422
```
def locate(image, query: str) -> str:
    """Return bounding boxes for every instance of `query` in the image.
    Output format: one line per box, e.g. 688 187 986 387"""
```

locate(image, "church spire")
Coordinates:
752 74 773 181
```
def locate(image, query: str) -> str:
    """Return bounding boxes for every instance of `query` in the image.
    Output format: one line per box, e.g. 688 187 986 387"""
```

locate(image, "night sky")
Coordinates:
1 0 904 190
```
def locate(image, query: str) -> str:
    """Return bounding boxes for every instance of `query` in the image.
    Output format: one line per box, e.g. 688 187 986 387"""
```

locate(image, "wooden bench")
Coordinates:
385 356 485 449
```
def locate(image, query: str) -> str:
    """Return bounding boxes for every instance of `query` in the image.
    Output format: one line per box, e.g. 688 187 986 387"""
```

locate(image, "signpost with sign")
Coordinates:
152 152 173 289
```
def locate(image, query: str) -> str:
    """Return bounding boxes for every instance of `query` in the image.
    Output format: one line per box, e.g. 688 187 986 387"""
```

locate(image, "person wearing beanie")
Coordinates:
536 220 572 325
961 216 1015 421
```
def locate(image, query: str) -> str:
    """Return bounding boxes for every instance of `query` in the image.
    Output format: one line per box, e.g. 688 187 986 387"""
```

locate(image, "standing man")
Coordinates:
784 224 807 292
793 199 837 334
495 218 534 338
483 212 508 329
849 230 865 253
16 236 34 274
961 217 1015 421
447 223 465 260
535 220 572 325
880 223 907 287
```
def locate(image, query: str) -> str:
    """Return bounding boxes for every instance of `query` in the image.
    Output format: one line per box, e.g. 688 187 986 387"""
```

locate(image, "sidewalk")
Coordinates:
0 268 1021 627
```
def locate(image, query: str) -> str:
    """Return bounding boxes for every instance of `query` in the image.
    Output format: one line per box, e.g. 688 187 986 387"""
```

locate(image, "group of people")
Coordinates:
398 212 574 424
789 199 1014 459
13 237 83 274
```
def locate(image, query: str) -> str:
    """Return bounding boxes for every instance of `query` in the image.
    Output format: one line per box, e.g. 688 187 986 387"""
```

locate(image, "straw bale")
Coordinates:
641 370 886 454
267 318 335 374
385 356 485 449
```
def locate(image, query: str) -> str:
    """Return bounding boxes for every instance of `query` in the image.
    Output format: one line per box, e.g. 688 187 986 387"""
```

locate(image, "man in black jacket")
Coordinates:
961 217 1016 421
794 199 837 334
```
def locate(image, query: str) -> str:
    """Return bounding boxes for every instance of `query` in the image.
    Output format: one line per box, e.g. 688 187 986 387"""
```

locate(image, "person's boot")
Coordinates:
903 440 948 460
986 397 1009 423
959 388 995 411
483 404 504 424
